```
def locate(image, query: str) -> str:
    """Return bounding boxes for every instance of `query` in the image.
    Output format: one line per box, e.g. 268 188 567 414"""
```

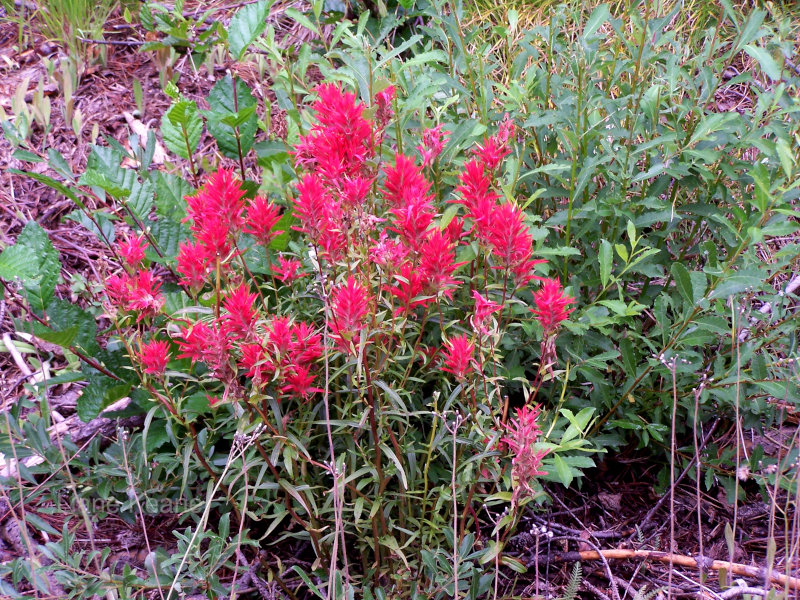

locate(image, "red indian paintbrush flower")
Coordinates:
329 277 372 354
293 83 374 183
501 404 549 503
105 273 131 308
138 339 170 375
383 154 433 209
126 270 165 319
484 202 546 286
385 261 427 315
273 257 304 283
441 334 475 381
454 159 500 241
176 240 212 291
531 278 575 335
184 168 246 260
417 125 449 168
419 230 464 298
221 284 259 340
244 196 283 246
472 291 502 336
118 232 148 267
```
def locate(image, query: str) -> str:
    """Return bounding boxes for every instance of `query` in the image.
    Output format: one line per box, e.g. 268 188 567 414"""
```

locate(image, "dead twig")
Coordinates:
537 549 800 591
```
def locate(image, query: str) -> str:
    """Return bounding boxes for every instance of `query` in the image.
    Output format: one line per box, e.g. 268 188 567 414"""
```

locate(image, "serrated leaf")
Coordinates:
149 219 189 262
78 170 131 198
228 0 275 60
161 98 203 159
127 180 155 221
205 75 258 159
154 172 191 220
0 222 61 312
33 298 99 354
78 375 131 422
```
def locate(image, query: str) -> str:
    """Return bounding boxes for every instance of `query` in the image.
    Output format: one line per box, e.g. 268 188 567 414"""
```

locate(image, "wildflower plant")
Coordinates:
43 80 579 593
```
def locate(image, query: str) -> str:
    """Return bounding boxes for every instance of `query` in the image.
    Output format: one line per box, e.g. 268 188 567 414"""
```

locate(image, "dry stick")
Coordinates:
638 418 720 533
539 549 800 591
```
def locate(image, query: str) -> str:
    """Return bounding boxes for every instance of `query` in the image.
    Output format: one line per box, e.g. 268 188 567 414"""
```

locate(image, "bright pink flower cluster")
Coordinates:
501 404 549 503
177 169 283 292
418 125 449 168
138 339 170 375
441 334 475 381
531 278 575 335
455 159 544 286
105 266 164 321
329 277 372 355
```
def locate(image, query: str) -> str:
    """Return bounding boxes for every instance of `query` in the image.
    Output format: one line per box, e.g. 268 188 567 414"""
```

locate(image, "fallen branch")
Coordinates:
534 549 800 591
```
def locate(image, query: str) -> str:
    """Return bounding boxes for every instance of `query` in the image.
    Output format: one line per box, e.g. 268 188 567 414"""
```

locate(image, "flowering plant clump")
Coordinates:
99 82 576 589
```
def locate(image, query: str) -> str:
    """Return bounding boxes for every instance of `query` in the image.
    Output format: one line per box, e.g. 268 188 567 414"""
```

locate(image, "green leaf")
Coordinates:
161 98 203 160
743 44 782 81
583 3 611 40
599 239 612 287
32 298 99 354
78 170 131 198
78 373 131 422
552 454 573 487
149 219 189 263
671 263 693 305
708 270 764 300
154 172 191 220
0 222 61 312
127 180 155 222
228 0 274 60
205 75 258 159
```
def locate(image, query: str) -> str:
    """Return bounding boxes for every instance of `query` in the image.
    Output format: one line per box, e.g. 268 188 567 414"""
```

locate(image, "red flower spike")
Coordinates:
118 232 148 267
176 240 212 291
441 334 475 381
138 339 170 375
239 342 273 386
454 159 500 240
105 273 131 308
375 85 395 128
244 196 283 246
419 230 464 298
383 154 433 209
281 364 322 399
126 270 165 319
293 83 374 183
472 291 502 336
290 322 322 366
483 202 546 285
221 284 259 340
273 257 304 283
417 125 449 168
501 405 549 503
531 278 575 335
389 196 435 252
385 262 428 315
266 316 294 360
329 277 371 354
370 232 409 270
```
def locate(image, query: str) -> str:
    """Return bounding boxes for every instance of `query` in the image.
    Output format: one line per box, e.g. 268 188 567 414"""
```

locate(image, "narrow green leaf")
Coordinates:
671 263 693 305
599 239 612 287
